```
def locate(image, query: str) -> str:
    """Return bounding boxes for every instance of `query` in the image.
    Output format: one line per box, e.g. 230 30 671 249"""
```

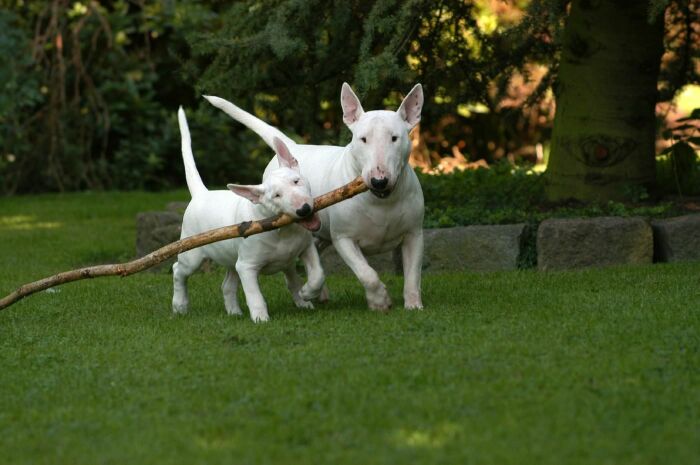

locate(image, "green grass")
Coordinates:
1 191 699 464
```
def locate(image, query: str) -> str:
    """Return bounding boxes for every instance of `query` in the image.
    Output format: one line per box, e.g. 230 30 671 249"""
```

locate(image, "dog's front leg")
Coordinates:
283 266 314 309
235 262 269 322
401 229 424 309
298 242 325 302
333 237 391 311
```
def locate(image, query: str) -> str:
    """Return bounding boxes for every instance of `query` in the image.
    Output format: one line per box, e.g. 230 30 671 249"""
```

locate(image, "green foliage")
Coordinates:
419 163 680 230
657 108 700 196
0 1 270 194
0 9 44 193
1 190 699 464
419 163 545 227
0 1 182 192
185 0 541 146
657 142 700 196
1 0 697 195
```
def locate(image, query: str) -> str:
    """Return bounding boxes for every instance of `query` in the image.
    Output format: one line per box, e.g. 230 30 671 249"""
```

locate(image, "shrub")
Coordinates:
419 163 545 228
419 162 682 229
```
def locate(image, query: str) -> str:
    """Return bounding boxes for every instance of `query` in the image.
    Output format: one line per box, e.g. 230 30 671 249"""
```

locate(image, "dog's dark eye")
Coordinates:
275 194 281 198
391 136 398 142
294 179 300 185
360 137 367 143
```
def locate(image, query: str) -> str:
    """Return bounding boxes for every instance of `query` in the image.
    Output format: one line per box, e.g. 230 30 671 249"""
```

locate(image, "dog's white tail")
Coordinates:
178 107 207 198
203 95 296 152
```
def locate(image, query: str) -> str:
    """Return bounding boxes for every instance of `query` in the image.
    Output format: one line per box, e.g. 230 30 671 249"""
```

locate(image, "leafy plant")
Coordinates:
419 164 679 229
0 9 44 194
419 162 545 228
0 1 269 194
658 108 700 196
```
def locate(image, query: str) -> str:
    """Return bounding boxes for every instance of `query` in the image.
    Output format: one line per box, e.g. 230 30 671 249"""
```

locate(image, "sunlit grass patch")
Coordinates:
392 422 461 449
0 214 62 230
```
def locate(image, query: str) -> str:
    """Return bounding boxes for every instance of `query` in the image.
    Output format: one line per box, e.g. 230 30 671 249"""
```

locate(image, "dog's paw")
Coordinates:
404 292 423 310
250 311 270 323
172 299 189 314
224 296 243 316
224 304 243 316
367 283 392 312
299 283 322 301
295 300 315 310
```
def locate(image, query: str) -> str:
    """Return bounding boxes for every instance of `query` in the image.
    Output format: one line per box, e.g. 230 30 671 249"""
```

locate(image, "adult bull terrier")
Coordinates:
173 107 325 322
204 83 424 310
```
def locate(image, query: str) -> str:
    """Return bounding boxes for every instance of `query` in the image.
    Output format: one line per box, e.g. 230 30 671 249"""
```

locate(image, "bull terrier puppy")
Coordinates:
172 107 324 322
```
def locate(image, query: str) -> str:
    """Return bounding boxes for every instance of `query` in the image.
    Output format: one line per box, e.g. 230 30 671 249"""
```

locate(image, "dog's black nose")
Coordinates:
370 177 389 190
296 203 312 218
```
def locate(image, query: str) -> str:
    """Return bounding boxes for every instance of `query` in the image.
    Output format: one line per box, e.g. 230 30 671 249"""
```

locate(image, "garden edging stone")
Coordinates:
135 209 528 274
295 224 529 274
537 216 653 270
135 211 182 272
651 214 700 263
136 210 699 273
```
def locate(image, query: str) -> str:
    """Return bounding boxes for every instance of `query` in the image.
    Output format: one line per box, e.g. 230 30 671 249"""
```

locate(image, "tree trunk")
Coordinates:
546 0 665 201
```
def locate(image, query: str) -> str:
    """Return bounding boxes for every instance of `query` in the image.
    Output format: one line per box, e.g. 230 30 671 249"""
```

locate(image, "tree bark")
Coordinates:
546 0 665 201
0 177 368 311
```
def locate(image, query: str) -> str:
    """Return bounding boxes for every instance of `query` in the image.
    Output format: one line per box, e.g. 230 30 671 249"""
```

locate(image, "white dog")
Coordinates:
172 108 325 322
204 83 424 310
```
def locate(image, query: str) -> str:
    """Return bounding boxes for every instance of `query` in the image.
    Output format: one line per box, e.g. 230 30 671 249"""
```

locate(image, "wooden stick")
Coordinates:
0 177 368 311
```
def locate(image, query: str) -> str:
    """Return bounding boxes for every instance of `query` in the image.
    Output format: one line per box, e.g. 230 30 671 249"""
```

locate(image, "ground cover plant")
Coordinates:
1 191 699 464
419 162 700 230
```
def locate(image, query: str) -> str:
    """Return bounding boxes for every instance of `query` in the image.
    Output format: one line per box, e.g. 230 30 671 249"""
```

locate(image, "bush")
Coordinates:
0 1 271 194
419 163 545 228
419 162 683 229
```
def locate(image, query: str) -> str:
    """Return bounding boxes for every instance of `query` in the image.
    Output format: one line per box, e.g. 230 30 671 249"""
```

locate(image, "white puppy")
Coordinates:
204 84 425 311
172 108 324 322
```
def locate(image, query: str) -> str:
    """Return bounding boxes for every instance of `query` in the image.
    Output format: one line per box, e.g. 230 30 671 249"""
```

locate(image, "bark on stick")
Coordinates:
0 177 368 311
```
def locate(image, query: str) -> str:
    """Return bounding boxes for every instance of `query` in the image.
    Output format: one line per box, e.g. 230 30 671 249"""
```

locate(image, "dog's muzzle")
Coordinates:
370 177 391 198
295 203 321 231
296 203 312 218
370 189 391 199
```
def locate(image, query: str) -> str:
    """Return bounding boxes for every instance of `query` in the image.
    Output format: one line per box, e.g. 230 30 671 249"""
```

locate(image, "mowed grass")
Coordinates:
1 191 699 465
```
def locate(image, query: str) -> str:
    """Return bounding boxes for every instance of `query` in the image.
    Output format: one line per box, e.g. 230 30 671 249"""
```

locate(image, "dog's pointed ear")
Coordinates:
273 137 299 170
227 184 265 204
397 83 423 129
341 82 364 127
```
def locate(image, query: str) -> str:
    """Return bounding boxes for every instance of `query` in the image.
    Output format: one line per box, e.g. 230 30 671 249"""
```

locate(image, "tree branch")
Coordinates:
0 177 368 311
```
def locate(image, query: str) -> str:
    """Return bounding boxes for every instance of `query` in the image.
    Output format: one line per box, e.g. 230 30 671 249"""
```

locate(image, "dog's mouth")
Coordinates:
298 212 321 232
370 189 391 199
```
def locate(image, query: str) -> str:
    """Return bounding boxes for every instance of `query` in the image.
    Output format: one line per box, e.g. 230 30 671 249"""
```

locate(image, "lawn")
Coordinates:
0 191 699 464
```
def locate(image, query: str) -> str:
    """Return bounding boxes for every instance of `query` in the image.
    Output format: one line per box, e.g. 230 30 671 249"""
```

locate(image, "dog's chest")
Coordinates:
254 228 310 274
350 200 419 253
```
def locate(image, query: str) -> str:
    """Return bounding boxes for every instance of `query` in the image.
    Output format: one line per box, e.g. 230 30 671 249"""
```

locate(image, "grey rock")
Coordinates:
652 214 700 263
166 201 189 214
537 216 652 270
320 224 527 274
423 224 527 272
135 211 182 272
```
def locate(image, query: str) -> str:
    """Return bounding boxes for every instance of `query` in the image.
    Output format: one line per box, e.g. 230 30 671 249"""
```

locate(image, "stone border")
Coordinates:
536 217 653 271
135 210 700 273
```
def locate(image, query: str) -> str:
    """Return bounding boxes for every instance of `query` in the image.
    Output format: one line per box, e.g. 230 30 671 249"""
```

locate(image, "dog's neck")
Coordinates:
343 143 363 176
248 201 276 221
